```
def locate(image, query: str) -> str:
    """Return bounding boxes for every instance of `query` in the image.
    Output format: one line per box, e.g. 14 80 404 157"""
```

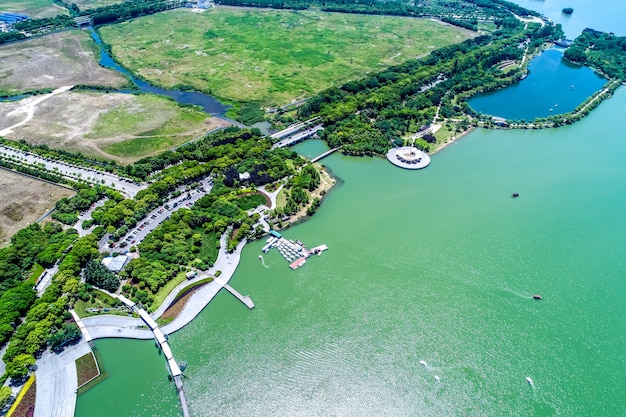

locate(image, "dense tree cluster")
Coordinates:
0 31 26 46
53 185 122 225
2 234 100 380
83 260 120 293
298 22 562 154
564 28 626 79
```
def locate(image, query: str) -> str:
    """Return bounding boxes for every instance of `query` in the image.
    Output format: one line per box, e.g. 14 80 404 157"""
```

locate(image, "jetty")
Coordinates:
262 231 327 269
223 284 255 309
117 295 190 417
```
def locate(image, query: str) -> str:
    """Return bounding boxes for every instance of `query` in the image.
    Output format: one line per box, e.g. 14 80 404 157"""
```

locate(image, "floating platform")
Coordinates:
290 257 307 270
264 234 327 270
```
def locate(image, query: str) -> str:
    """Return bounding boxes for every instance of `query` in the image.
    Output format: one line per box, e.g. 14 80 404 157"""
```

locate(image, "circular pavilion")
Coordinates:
386 146 431 170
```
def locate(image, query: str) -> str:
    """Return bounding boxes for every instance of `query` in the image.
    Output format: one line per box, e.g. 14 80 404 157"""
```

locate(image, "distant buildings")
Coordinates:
0 12 29 32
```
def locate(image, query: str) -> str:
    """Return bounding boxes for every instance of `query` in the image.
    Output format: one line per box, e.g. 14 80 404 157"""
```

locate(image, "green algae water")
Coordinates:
75 338 180 416
76 89 626 416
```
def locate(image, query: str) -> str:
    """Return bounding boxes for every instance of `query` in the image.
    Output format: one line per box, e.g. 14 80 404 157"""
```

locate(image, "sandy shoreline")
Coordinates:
430 127 476 155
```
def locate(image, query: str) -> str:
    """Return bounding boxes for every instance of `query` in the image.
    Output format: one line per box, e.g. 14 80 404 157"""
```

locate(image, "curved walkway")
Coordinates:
34 233 248 417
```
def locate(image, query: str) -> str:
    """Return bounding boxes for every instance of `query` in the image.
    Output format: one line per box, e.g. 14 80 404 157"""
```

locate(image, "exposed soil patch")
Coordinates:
0 91 229 164
161 282 210 320
0 168 74 246
0 30 127 94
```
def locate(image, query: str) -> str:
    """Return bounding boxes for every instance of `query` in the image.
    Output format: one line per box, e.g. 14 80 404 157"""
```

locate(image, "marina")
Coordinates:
261 231 328 269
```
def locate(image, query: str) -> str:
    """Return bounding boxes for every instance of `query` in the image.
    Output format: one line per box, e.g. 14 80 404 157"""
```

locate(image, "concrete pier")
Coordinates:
224 284 255 309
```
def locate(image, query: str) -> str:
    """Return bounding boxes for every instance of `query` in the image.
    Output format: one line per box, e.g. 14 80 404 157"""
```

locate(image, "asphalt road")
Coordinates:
0 144 145 198
100 177 213 253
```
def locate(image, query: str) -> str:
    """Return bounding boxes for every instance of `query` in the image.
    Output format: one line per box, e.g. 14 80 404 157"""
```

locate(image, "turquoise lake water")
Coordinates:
511 0 626 38
468 48 606 121
75 2 626 415
76 87 626 416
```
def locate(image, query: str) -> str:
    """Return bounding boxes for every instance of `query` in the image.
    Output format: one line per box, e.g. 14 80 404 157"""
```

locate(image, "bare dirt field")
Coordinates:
0 168 74 246
0 91 230 164
0 30 127 95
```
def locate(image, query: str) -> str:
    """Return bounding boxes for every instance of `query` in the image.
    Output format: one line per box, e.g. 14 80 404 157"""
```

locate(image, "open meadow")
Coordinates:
0 30 127 95
0 0 67 19
100 7 475 106
0 168 74 246
68 0 125 10
0 91 227 163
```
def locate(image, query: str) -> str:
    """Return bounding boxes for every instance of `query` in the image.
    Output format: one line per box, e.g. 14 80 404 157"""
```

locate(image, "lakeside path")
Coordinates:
33 234 248 417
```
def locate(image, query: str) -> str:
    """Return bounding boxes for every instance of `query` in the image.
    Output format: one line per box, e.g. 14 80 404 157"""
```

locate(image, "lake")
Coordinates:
510 0 626 38
468 48 607 121
76 87 626 416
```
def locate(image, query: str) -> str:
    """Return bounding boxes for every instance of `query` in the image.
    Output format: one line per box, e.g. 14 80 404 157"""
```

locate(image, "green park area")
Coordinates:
99 7 474 107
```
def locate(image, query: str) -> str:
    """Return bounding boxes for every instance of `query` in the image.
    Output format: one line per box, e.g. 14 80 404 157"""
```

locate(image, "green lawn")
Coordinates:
100 8 474 106
69 0 125 10
151 271 188 310
87 93 209 158
1 0 67 18
87 94 207 139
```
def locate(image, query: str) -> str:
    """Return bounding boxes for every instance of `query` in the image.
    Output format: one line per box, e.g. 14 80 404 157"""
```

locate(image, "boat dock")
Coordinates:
223 284 255 309
262 231 327 269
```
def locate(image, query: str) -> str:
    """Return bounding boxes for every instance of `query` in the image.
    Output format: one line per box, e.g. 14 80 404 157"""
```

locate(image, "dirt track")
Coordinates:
0 91 229 164
0 30 127 94
0 168 74 246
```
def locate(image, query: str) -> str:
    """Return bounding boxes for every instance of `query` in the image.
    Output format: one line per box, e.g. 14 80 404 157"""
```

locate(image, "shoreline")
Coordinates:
430 127 475 155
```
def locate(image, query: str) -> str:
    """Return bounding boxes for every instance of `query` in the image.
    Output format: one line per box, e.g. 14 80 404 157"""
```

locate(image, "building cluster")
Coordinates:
0 12 28 32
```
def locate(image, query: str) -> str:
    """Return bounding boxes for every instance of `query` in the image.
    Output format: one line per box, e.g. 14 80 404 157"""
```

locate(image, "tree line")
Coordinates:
295 20 562 155
564 28 626 80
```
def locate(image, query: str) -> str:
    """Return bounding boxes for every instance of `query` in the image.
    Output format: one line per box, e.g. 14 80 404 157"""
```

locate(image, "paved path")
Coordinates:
35 263 59 296
101 178 213 252
34 225 250 417
33 342 91 417
80 234 247 339
0 144 145 198
0 86 74 136
74 198 108 237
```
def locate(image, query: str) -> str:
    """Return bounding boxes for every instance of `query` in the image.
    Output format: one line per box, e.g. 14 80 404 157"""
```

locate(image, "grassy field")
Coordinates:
1 0 67 18
100 7 475 106
69 0 125 10
0 91 227 163
0 30 127 95
0 168 74 246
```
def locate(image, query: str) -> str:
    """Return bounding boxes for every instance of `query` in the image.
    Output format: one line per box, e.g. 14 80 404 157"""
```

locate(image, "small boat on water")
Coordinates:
533 294 542 300
419 360 427 366
511 193 520 198
434 375 440 382
258 255 263 260
526 377 533 385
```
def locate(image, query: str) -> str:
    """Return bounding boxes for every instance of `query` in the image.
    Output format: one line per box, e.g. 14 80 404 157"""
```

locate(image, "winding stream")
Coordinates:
89 28 231 116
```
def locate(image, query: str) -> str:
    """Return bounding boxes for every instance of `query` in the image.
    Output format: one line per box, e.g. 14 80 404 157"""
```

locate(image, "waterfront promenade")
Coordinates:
33 234 248 417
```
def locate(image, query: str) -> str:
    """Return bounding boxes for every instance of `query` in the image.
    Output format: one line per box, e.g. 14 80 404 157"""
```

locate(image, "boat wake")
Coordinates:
503 287 533 299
